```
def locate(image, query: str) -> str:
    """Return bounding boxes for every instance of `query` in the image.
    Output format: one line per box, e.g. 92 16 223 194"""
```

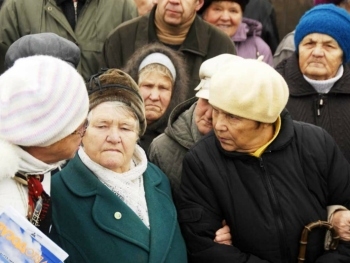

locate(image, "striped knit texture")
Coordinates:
0 55 89 146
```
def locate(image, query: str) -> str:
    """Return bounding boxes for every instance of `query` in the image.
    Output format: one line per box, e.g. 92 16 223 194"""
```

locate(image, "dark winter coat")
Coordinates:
244 0 279 53
148 97 199 204
275 53 350 163
103 5 236 95
178 110 350 263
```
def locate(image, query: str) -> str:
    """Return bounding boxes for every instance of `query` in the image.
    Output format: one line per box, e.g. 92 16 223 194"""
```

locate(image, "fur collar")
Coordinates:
0 139 20 181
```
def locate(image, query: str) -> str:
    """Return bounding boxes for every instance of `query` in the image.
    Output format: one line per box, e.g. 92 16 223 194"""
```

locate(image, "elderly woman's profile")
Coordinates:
49 69 187 262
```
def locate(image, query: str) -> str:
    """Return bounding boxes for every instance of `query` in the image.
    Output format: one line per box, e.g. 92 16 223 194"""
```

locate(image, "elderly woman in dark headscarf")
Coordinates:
123 42 189 152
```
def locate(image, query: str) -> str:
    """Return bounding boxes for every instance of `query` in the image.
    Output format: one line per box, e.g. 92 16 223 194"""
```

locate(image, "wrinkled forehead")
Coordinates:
300 33 340 46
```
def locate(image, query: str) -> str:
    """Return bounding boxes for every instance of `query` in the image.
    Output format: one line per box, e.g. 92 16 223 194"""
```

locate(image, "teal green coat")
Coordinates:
49 155 187 263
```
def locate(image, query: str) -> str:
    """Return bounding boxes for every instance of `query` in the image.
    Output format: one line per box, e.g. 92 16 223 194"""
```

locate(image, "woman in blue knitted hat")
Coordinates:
273 0 350 66
275 3 350 245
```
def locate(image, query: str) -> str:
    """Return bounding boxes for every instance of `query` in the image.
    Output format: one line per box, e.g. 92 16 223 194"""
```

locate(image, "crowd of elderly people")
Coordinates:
0 1 350 263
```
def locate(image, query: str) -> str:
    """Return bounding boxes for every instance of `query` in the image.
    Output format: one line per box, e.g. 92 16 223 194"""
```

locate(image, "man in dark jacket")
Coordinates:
244 0 280 53
178 57 350 262
103 0 236 98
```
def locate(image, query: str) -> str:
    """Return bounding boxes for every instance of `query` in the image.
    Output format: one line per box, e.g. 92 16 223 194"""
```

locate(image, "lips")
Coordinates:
104 149 121 153
145 105 161 112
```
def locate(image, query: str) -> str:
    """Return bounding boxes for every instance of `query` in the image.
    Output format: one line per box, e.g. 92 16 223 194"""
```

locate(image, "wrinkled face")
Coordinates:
202 1 242 37
298 33 343 80
212 106 272 152
155 0 204 26
82 103 139 173
139 71 173 124
42 121 86 162
194 98 213 135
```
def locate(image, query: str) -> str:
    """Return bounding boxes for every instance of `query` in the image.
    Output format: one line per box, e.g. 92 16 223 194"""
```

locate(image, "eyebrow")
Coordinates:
303 37 336 44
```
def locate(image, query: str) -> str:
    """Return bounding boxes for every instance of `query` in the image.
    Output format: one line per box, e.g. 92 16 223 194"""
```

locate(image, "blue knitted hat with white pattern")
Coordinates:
295 4 350 63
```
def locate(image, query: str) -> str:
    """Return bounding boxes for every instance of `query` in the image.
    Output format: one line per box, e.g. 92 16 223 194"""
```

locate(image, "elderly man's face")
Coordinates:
139 71 173 125
298 33 343 80
194 98 213 135
82 103 139 173
212 106 272 152
156 0 203 27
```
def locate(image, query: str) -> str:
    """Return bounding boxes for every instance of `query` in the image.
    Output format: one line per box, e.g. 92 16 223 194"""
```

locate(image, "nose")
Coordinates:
149 87 160 101
220 10 230 20
168 0 180 4
205 106 213 120
312 45 324 57
214 112 227 132
106 127 122 143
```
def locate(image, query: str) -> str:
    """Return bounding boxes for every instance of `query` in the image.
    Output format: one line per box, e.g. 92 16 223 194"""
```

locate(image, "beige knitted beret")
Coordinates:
209 58 289 123
195 54 244 100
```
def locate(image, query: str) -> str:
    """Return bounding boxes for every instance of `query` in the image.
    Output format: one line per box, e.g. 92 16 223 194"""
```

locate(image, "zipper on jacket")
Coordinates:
73 0 78 25
259 157 291 262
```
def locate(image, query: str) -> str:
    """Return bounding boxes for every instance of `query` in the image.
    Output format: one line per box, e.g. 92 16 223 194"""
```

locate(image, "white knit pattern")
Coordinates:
303 65 344 94
78 145 150 228
0 55 89 146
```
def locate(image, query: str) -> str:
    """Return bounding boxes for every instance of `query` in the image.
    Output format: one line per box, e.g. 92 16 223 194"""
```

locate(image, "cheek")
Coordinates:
331 52 343 66
203 10 217 23
232 15 241 25
139 87 149 100
160 91 172 105
82 134 102 154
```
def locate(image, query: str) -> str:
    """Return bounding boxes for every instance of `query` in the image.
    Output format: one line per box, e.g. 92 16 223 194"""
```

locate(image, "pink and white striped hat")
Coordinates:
0 55 89 146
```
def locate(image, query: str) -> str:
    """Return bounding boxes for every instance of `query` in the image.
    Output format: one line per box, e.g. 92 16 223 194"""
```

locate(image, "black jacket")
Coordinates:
178 110 350 263
275 53 350 163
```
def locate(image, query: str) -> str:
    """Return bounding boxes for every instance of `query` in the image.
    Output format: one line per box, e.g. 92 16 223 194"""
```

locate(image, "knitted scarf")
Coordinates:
78 145 150 228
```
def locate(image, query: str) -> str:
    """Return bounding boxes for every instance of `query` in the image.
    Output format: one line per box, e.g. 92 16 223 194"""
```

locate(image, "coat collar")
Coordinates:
214 110 295 160
137 5 210 57
277 53 350 96
60 156 178 262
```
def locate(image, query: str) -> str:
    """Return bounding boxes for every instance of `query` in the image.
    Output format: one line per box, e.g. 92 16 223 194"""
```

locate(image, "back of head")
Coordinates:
87 69 146 136
294 4 350 62
0 55 89 147
5 33 80 69
209 58 289 123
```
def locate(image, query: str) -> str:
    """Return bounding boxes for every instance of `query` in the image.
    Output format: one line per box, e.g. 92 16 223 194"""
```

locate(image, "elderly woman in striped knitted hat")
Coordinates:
0 55 89 235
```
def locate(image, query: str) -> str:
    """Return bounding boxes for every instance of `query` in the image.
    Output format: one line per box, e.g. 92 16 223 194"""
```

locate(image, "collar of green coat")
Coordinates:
58 155 179 262
59 154 162 196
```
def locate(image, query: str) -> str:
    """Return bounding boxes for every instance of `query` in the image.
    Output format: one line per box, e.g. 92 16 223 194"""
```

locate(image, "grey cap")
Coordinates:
5 33 80 69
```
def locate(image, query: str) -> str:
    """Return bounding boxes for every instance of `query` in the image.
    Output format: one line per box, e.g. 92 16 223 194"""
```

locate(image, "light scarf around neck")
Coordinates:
78 145 150 228
303 65 344 94
154 6 196 45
